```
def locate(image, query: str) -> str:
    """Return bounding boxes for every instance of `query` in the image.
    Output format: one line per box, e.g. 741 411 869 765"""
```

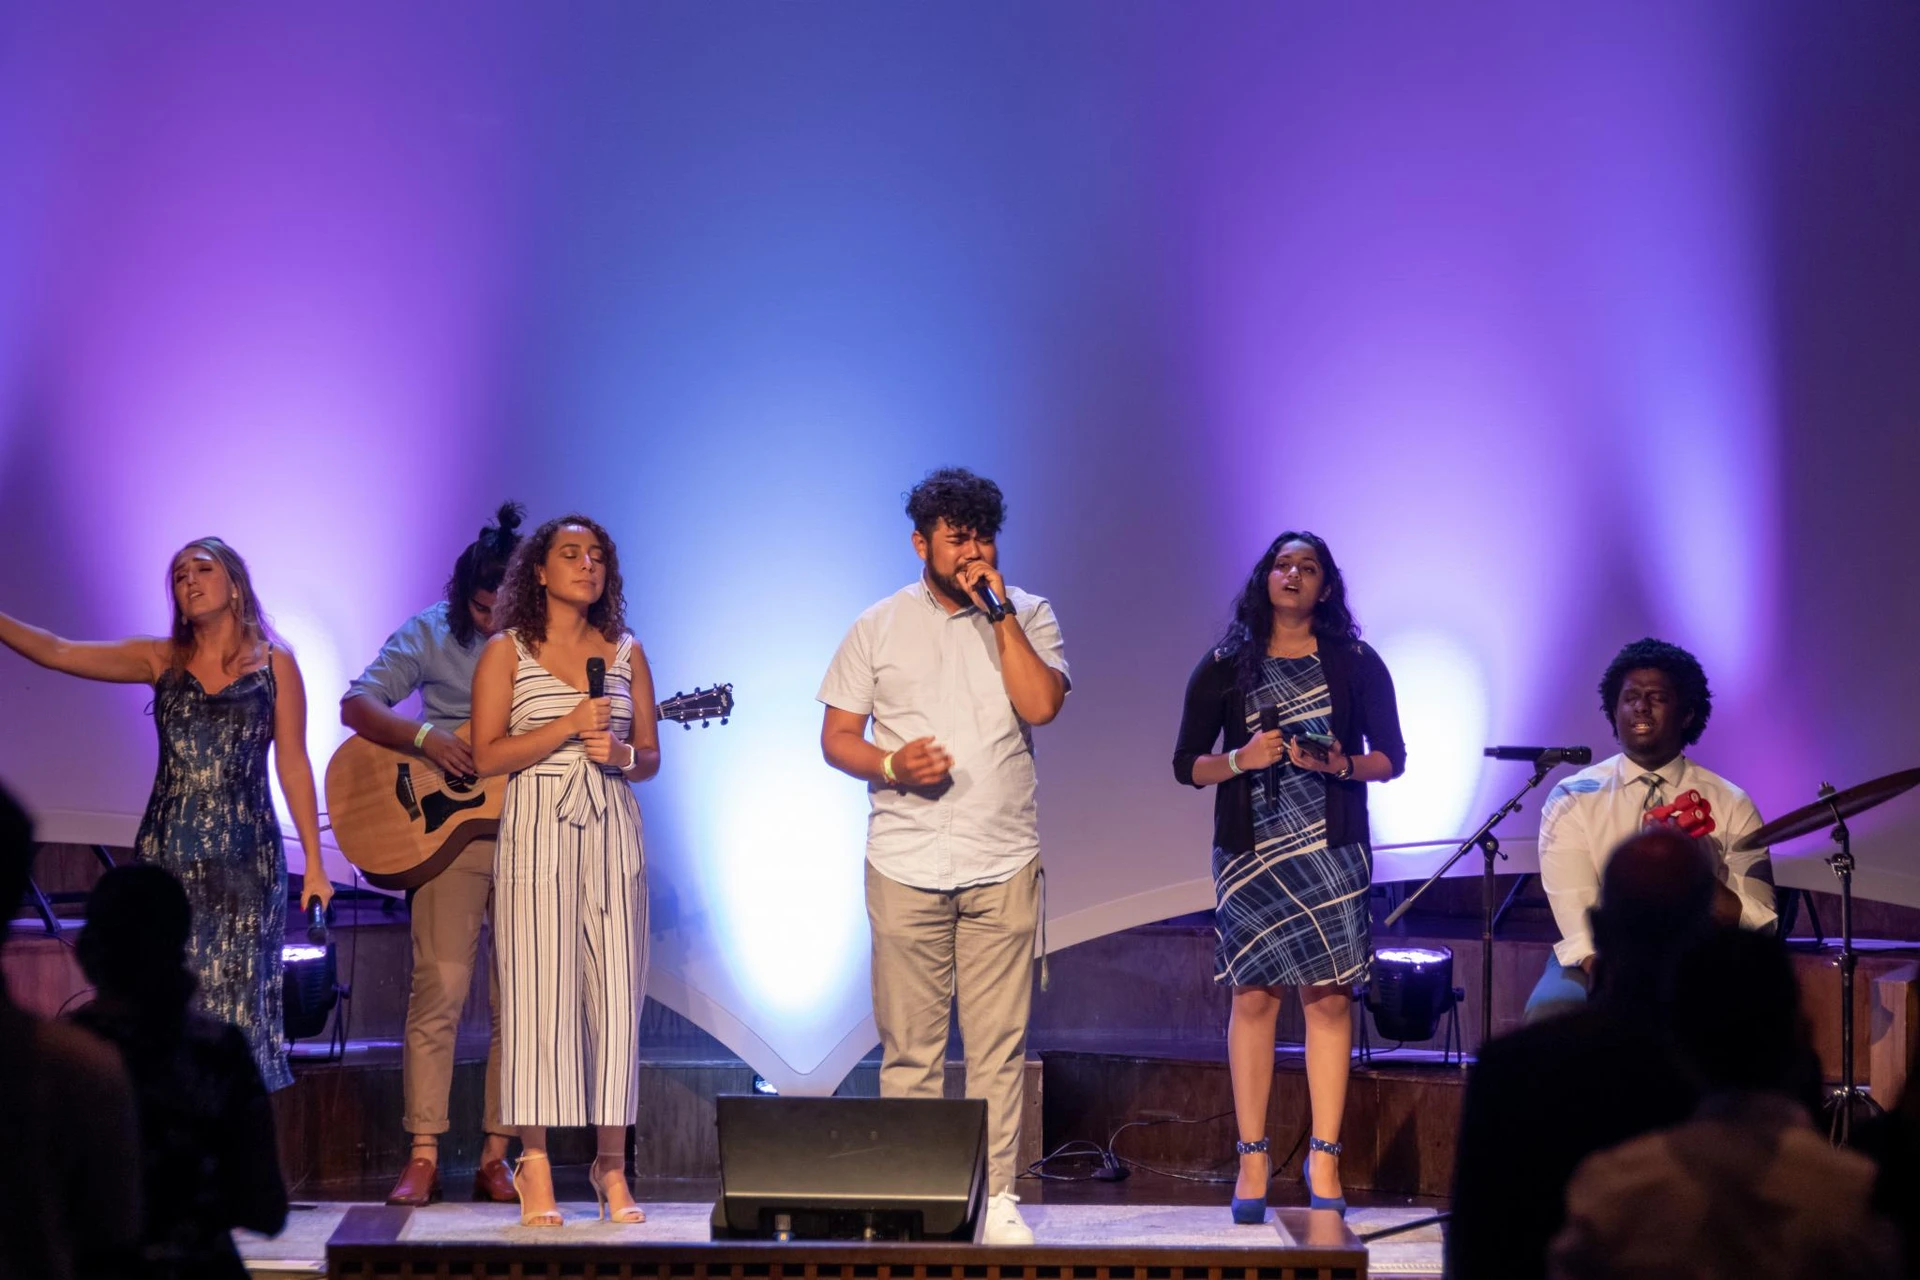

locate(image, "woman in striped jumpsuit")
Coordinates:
472 514 658 1226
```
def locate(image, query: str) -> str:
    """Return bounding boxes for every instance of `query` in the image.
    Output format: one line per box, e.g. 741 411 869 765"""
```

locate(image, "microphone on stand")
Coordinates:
970 574 1008 623
586 656 607 700
1484 745 1593 767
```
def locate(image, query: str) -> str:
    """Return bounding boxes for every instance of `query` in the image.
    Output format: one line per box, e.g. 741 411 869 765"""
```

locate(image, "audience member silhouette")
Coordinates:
1862 1053 1920 1280
1550 927 1898 1279
70 864 288 1280
0 781 142 1280
1446 828 1717 1280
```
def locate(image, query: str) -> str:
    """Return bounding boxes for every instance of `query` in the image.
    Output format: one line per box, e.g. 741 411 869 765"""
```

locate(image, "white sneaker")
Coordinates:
982 1191 1034 1245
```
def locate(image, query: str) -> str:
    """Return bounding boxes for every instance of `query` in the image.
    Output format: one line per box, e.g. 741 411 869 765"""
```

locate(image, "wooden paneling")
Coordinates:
1041 1048 1466 1199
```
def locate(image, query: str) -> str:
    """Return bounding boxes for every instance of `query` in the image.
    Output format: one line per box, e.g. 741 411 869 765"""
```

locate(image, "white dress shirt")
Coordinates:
1537 752 1776 966
818 577 1070 892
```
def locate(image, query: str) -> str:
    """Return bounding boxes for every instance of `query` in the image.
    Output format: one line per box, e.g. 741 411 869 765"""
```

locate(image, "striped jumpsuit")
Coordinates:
494 630 648 1127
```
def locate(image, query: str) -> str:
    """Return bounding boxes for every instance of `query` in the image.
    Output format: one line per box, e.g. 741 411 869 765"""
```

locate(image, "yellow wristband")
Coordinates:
881 752 897 784
413 722 435 750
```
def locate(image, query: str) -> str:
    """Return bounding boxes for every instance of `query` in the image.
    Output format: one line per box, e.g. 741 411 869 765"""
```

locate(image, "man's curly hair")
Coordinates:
496 513 629 650
1599 637 1712 747
905 467 1006 540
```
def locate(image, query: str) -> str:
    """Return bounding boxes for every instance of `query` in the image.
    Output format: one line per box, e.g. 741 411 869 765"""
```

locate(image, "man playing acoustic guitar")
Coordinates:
1526 637 1778 1023
340 502 524 1204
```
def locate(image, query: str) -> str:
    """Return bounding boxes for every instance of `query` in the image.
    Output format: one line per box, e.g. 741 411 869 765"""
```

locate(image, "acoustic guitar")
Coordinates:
324 683 734 890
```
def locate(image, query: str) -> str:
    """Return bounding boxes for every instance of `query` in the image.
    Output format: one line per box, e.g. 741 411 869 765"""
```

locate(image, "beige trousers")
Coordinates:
402 836 507 1138
865 858 1039 1196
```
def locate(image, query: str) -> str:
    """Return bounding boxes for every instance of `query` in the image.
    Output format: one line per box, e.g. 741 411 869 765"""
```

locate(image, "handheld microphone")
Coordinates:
1257 706 1281 805
306 895 329 943
586 656 606 700
972 577 1007 624
1484 745 1592 767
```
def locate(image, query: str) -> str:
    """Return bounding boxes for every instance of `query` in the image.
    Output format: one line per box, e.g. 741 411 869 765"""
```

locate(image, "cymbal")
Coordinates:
1735 766 1920 851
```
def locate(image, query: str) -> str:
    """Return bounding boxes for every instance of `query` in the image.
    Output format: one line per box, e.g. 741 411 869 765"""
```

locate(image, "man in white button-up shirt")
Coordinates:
819 469 1069 1246
1528 638 1776 1023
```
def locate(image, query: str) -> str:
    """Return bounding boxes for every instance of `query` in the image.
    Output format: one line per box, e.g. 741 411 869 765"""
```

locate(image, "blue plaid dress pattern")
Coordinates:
1212 653 1372 987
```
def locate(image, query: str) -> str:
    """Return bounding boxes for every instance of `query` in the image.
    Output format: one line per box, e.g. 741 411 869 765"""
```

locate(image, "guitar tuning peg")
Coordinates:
682 722 692 730
720 717 729 725
701 720 710 728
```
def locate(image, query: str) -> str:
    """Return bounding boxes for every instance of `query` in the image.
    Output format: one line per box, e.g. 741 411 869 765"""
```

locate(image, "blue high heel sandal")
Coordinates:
1229 1137 1269 1224
1302 1136 1346 1215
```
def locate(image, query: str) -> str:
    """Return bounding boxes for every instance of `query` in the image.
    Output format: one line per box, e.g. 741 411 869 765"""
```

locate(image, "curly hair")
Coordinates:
1217 530 1361 693
445 500 526 647
166 537 277 673
495 513 628 651
905 467 1006 540
1599 637 1712 747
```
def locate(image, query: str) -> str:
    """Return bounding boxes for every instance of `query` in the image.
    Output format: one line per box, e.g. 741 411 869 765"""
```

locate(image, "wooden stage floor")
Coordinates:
242 1188 1450 1279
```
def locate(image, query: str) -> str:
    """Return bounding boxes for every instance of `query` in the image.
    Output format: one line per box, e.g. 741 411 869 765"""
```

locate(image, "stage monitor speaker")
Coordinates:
711 1095 987 1242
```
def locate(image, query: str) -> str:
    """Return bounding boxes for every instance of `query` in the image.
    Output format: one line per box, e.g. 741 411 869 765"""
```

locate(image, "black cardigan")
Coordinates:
1171 638 1406 855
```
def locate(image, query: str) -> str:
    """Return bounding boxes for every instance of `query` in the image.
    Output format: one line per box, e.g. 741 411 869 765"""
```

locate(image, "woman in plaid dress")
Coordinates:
1172 532 1405 1220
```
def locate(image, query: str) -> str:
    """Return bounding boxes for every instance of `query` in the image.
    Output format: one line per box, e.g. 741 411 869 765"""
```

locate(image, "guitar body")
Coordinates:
325 721 501 891
325 683 733 891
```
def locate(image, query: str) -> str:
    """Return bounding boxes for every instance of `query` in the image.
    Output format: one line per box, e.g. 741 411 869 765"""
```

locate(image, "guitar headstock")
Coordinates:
658 683 734 729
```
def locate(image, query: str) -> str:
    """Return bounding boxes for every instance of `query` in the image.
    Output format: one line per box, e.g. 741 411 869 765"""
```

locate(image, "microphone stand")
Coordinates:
1383 760 1555 1055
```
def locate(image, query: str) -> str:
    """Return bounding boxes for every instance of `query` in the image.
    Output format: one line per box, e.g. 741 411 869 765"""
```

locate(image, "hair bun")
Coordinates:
492 500 526 536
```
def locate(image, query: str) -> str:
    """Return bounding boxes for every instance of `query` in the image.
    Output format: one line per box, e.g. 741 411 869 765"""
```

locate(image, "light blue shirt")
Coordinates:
818 577 1070 892
344 601 484 725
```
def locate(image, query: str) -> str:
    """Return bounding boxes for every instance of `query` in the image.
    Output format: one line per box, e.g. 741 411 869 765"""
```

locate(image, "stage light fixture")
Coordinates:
282 942 341 1046
1364 946 1461 1048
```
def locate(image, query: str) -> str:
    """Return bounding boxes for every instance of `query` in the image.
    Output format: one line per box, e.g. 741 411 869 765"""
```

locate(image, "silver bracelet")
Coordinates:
1226 749 1244 776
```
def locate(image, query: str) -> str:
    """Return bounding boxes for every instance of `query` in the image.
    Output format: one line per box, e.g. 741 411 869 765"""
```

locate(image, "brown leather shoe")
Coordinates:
385 1157 441 1207
472 1157 518 1203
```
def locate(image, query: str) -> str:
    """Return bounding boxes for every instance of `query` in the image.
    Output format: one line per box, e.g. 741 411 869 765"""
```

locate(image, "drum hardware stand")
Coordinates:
1735 766 1919 1146
1818 783 1881 1145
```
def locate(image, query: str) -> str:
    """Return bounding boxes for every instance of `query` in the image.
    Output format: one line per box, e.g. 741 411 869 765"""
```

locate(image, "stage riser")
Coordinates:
14 879 1916 1096
276 1057 1044 1194
11 915 1915 1200
322 1206 1368 1280
1032 925 1920 1094
1041 1051 1463 1200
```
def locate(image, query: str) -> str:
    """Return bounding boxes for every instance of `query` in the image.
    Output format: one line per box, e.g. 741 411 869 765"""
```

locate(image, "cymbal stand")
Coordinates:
1821 784 1882 1145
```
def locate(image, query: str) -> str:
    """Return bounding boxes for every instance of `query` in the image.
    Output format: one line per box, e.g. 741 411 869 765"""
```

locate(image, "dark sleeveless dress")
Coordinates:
134 658 293 1091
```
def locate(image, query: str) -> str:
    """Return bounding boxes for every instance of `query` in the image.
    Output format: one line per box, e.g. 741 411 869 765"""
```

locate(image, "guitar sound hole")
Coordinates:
446 775 478 794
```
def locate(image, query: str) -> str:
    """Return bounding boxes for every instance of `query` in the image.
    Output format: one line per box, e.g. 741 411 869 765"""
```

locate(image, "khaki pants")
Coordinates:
402 837 507 1138
866 859 1039 1196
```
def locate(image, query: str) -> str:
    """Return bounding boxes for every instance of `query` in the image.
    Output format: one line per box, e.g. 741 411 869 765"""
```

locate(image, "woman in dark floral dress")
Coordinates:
0 536 331 1089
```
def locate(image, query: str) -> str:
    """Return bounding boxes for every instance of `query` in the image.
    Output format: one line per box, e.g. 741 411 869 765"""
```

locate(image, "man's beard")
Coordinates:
928 565 977 610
